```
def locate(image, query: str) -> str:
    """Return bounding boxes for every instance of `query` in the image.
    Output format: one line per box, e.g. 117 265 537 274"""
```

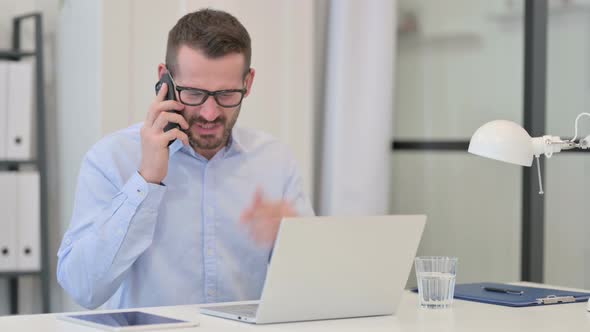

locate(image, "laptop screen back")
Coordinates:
255 215 426 324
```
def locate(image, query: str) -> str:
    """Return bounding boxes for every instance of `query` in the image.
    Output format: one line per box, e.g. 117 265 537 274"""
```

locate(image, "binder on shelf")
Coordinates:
0 61 7 159
6 60 35 160
16 171 41 271
0 172 18 272
0 12 48 313
453 282 590 307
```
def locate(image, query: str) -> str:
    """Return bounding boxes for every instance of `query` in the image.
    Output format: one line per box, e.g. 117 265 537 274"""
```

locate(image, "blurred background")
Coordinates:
0 0 588 316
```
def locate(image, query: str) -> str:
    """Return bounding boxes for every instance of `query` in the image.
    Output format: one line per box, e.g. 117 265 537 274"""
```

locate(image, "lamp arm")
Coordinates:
541 112 590 151
547 138 576 150
570 112 590 143
532 136 564 158
536 136 579 156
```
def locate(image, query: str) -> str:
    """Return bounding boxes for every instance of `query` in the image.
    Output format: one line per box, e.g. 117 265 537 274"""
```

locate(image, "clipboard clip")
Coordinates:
535 295 576 305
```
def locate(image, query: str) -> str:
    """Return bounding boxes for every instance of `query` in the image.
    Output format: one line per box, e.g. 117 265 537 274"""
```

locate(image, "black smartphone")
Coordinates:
154 72 180 145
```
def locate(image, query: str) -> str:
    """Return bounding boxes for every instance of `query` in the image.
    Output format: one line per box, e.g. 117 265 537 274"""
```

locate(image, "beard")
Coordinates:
184 106 241 151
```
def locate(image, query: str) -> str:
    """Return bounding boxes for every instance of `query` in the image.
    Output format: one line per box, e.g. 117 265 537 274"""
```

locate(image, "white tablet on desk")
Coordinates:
57 311 199 331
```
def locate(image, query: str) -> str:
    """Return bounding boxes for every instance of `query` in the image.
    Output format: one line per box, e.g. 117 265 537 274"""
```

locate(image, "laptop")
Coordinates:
200 215 426 324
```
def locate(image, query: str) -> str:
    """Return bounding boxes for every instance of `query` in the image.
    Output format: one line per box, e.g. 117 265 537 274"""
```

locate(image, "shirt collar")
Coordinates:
169 139 184 157
169 128 246 160
224 128 245 156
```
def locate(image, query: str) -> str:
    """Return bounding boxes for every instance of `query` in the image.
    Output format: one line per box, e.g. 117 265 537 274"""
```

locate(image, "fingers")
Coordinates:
239 198 298 246
146 82 169 125
240 208 253 224
242 210 278 246
249 220 275 245
163 128 190 146
153 111 189 131
240 189 266 224
240 206 264 225
252 188 264 207
240 199 296 227
147 100 185 126
156 82 168 102
146 84 185 126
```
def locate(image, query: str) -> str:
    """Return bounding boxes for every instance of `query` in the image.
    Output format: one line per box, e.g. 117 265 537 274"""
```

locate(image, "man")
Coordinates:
57 9 313 310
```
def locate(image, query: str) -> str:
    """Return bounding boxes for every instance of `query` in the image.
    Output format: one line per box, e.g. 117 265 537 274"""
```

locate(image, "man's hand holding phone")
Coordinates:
139 82 189 184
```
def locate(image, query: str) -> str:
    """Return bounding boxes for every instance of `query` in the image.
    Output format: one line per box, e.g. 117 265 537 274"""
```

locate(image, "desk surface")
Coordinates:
2 283 590 331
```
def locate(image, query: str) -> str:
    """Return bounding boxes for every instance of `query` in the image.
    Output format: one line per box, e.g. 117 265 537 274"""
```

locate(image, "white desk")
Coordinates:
2 284 590 331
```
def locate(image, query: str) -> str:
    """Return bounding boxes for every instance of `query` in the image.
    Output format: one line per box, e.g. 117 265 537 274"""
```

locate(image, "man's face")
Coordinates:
170 45 254 155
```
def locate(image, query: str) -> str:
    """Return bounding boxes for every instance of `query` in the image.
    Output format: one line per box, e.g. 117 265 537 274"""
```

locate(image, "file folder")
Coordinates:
16 171 41 271
6 60 34 160
0 172 18 271
0 61 7 159
453 282 590 307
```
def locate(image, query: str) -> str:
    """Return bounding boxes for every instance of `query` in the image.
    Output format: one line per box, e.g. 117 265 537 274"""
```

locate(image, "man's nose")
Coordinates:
199 97 221 121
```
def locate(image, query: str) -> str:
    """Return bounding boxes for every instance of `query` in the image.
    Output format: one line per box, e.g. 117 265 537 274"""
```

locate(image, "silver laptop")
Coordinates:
200 215 426 324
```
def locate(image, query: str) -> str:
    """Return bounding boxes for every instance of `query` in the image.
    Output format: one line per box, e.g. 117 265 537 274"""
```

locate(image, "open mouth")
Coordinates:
194 122 222 136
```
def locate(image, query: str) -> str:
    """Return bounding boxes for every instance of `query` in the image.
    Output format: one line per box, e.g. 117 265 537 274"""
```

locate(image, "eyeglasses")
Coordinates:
167 71 247 108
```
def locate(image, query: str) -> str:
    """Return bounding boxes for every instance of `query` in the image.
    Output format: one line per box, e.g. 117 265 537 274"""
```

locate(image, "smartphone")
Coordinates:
154 72 180 145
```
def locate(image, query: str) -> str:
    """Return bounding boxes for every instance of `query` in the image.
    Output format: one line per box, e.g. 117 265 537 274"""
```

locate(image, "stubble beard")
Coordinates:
185 106 241 151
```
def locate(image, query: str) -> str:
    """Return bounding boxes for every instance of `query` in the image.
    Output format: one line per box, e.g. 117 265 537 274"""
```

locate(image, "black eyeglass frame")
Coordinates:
167 71 248 108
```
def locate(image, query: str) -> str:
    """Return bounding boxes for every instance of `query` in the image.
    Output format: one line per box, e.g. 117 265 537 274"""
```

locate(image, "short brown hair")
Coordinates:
166 8 251 75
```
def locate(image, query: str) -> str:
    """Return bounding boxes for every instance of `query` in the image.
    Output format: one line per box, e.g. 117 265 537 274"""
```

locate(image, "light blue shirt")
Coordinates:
57 123 314 309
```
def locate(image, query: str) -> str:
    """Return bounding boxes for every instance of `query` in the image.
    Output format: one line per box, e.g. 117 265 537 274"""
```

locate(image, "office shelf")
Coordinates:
0 271 42 277
0 51 36 60
0 12 50 315
0 160 38 167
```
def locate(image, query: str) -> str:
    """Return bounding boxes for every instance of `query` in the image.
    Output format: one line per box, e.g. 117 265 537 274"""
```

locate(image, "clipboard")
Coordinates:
453 282 590 307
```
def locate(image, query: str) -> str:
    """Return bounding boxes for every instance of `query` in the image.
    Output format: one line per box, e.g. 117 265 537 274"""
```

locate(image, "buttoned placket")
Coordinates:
184 143 233 302
202 159 218 302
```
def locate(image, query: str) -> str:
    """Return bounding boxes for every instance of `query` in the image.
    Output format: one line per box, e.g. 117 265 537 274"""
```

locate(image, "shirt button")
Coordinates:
208 289 216 296
207 248 214 256
207 207 214 216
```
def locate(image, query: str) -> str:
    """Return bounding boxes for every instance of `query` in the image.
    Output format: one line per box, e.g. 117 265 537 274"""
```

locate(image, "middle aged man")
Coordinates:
57 8 314 310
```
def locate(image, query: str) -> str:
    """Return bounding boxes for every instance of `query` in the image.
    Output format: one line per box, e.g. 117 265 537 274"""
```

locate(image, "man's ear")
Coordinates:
157 63 168 79
244 68 256 97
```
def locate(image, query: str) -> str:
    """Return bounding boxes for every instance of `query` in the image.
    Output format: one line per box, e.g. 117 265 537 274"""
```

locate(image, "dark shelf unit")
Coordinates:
0 12 49 314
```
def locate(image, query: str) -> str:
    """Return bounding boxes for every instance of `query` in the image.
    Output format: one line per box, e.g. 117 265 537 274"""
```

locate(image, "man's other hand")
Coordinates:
240 189 297 246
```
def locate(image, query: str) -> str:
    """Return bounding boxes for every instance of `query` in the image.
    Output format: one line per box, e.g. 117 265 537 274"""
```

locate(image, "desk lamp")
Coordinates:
468 112 590 311
468 113 590 194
